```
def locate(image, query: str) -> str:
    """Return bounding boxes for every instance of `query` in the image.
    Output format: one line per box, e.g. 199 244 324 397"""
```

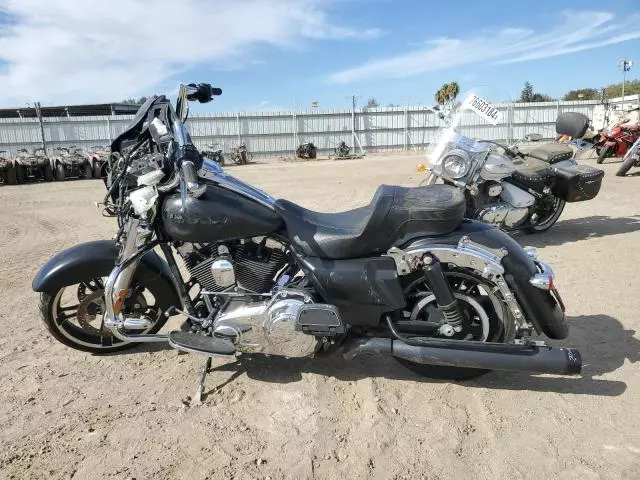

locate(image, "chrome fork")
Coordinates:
103 218 168 343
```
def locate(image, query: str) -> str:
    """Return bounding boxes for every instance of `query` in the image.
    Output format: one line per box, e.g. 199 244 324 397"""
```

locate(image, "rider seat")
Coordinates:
527 143 574 164
274 184 465 259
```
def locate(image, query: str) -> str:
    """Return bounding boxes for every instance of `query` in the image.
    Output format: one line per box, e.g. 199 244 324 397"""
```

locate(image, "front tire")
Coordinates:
616 154 638 177
597 145 613 164
40 278 167 354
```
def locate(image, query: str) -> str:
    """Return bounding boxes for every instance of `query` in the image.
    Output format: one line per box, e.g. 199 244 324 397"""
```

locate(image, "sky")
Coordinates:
0 0 639 111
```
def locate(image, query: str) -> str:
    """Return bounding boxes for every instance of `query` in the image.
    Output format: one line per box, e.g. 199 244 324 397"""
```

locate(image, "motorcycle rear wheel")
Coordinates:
395 271 516 380
524 197 565 233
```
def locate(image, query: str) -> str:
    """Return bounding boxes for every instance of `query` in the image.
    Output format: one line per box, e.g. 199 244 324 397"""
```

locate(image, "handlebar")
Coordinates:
170 83 222 200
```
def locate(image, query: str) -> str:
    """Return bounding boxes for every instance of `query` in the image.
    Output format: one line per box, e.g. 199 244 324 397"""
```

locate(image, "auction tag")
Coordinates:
463 94 503 125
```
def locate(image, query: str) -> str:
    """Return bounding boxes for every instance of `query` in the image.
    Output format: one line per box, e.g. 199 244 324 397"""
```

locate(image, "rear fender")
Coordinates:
400 220 568 339
32 240 181 311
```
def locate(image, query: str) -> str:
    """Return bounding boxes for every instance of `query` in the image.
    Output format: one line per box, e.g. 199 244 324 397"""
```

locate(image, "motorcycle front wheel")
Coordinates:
40 278 167 353
616 154 638 177
597 145 613 164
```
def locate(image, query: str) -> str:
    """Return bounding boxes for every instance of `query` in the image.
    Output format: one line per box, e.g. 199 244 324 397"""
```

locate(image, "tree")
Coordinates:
121 97 148 105
531 93 553 102
366 97 379 108
435 82 460 106
520 82 534 102
563 88 600 101
603 79 640 99
519 82 553 102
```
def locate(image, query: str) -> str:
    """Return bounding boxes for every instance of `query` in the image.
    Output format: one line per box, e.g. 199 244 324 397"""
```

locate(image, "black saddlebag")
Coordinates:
551 164 604 202
510 157 553 192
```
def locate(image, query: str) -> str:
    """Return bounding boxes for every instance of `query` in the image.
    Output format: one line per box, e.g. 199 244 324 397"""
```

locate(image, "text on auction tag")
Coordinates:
463 95 503 125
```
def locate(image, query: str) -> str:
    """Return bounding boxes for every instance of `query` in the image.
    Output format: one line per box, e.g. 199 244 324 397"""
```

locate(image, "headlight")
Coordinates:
442 149 471 179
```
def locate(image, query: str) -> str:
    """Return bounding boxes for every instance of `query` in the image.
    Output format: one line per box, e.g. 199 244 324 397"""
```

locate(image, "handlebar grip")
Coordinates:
182 160 206 198
211 87 222 96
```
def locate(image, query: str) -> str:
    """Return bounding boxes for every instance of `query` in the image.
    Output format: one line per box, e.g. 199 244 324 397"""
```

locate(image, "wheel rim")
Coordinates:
403 272 507 343
533 195 564 229
50 279 160 349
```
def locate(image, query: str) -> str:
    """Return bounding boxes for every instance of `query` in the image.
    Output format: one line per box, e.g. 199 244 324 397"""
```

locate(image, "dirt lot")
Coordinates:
1 151 639 480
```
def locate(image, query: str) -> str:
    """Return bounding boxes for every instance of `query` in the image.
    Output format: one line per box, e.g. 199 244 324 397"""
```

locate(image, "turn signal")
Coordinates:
416 163 426 173
113 289 127 314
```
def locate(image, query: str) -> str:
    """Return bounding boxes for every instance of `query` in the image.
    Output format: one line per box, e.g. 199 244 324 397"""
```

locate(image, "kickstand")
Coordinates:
193 357 212 405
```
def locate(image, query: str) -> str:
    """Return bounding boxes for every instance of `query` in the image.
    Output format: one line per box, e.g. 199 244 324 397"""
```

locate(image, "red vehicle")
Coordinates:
596 108 640 164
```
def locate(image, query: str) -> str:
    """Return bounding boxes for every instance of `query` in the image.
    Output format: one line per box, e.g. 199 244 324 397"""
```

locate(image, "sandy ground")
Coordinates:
1 151 639 480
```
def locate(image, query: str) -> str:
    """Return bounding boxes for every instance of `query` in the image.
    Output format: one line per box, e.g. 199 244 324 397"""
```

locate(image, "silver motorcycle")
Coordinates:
421 90 605 233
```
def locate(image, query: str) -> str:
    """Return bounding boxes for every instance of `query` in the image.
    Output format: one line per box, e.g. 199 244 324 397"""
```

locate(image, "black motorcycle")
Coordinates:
32 83 580 397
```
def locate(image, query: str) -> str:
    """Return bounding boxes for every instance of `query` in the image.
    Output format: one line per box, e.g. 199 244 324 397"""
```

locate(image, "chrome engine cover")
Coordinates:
212 291 320 357
478 203 529 228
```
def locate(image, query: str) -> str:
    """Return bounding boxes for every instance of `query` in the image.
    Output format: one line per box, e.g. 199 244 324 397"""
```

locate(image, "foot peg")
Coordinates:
168 331 236 357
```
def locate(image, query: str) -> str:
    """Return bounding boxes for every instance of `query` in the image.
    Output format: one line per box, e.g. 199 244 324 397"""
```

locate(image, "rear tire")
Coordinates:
396 359 491 380
16 165 26 183
44 164 54 182
524 198 566 233
82 164 93 179
93 162 103 179
6 165 18 185
55 163 65 181
394 271 516 381
597 145 613 164
616 154 637 177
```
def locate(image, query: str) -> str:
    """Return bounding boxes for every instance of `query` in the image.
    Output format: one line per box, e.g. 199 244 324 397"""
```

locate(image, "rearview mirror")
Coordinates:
185 83 222 103
524 133 543 142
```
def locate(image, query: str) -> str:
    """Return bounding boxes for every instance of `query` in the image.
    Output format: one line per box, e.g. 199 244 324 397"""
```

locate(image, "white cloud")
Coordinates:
328 11 640 84
0 0 381 105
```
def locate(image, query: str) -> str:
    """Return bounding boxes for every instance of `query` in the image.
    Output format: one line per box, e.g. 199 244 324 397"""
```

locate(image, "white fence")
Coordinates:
0 95 638 158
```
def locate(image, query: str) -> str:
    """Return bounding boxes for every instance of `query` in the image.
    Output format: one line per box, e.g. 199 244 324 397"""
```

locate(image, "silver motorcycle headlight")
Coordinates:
442 149 471 179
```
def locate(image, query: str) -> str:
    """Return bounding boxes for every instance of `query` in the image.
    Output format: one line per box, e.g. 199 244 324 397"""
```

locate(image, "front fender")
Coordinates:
402 220 568 339
32 240 181 310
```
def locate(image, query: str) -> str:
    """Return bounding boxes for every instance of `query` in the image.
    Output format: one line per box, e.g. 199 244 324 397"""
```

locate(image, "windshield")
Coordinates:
425 87 513 182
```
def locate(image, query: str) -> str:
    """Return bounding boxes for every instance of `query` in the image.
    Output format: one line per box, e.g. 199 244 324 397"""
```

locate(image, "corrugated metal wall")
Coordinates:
1 95 638 158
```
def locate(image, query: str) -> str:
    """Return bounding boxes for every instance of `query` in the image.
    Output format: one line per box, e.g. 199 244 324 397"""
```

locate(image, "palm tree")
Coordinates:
434 82 460 107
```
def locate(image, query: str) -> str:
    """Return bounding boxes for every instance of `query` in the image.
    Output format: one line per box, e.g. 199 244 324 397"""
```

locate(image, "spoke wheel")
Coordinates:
395 271 515 380
524 195 565 233
41 278 162 353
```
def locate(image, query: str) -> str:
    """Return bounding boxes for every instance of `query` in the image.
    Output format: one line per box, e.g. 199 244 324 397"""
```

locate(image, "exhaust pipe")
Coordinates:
344 338 581 376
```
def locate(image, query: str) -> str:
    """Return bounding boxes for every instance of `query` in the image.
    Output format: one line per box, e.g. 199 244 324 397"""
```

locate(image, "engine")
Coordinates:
181 239 287 293
474 181 531 228
212 290 343 357
179 239 345 357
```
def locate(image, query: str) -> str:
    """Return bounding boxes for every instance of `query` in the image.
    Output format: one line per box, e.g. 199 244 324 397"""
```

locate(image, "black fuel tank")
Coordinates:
160 185 284 243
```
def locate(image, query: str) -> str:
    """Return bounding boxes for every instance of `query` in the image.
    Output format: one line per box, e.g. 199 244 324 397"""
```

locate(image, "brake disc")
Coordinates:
77 289 106 335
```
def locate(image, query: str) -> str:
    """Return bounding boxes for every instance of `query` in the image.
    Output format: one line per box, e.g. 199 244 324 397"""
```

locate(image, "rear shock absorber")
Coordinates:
422 255 463 334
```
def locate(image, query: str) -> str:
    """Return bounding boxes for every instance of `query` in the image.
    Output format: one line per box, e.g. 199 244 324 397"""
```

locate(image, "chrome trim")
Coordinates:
523 246 538 260
198 157 276 210
389 240 529 331
529 261 555 290
103 218 168 344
